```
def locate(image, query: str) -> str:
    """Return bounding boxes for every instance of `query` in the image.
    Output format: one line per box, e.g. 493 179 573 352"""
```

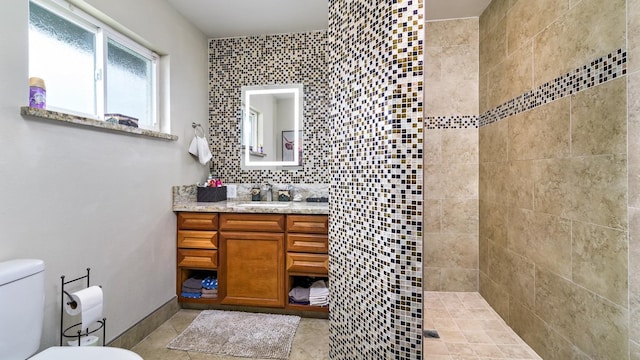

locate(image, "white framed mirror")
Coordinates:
241 84 303 168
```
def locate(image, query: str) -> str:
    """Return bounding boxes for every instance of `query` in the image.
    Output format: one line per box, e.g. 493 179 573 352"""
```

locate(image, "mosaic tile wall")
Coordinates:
480 49 627 127
207 31 330 184
328 0 423 359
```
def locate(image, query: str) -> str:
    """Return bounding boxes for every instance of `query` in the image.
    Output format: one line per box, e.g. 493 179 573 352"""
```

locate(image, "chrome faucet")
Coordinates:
263 182 273 201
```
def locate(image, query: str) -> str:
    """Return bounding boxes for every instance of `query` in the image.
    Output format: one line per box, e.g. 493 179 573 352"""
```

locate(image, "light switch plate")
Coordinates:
226 184 237 198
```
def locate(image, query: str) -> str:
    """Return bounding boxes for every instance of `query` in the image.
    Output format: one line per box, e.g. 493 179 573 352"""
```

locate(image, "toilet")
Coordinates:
0 259 142 359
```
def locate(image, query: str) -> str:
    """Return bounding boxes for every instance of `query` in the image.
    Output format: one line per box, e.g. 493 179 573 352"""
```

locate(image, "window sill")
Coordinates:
20 106 178 141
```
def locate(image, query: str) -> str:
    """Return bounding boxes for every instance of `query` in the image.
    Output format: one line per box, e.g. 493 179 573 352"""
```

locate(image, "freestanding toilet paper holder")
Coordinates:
60 268 106 346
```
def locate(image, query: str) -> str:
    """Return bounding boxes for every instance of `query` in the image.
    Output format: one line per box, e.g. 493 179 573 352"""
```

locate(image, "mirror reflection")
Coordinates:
241 84 303 168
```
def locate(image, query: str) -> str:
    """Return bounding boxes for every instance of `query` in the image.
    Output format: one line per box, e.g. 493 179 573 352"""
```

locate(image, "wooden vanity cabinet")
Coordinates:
285 214 329 312
175 212 328 313
176 212 219 304
219 214 286 308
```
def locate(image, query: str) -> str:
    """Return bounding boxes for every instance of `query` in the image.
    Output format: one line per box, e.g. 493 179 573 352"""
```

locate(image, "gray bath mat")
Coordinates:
166 310 300 359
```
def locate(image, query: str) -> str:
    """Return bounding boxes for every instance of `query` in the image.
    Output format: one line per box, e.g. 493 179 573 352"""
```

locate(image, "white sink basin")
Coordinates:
232 202 291 208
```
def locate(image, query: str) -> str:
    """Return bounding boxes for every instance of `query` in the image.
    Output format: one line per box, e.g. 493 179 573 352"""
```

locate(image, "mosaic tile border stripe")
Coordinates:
425 115 478 129
480 48 627 127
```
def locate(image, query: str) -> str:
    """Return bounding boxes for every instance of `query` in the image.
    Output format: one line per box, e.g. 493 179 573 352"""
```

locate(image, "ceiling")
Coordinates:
165 0 492 38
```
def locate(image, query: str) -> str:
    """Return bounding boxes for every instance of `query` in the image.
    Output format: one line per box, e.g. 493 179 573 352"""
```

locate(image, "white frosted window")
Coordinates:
28 0 160 131
107 39 155 129
29 1 96 116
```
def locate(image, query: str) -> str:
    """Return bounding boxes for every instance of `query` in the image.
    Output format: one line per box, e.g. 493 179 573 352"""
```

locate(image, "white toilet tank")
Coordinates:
0 259 46 359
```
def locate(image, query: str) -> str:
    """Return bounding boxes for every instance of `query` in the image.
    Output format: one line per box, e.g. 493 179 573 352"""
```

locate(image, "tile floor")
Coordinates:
423 292 541 359
129 292 539 359
130 309 329 359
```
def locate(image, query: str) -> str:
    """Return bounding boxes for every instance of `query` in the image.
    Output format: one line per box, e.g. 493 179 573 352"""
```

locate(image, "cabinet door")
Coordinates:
219 231 285 307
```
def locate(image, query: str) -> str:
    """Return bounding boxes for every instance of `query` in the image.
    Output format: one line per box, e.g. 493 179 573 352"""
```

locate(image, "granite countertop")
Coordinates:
172 185 329 214
173 199 329 214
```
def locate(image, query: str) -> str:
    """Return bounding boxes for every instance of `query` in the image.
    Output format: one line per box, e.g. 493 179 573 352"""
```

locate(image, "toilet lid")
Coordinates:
29 346 143 360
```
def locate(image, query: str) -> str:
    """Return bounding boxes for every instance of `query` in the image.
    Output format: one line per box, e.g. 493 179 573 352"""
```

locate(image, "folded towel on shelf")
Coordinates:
288 296 310 305
202 288 218 295
180 292 201 299
182 286 202 293
289 286 310 302
309 280 329 306
201 293 217 299
201 277 218 290
183 277 204 289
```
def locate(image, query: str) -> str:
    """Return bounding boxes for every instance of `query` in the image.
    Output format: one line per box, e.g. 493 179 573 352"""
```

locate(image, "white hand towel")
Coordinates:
189 136 199 156
196 135 212 165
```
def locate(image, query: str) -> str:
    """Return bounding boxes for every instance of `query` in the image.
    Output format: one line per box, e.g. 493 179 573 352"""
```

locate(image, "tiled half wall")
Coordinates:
329 0 424 358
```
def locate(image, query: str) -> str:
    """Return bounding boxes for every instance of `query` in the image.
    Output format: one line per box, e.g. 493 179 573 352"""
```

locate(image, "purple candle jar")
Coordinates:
29 77 46 109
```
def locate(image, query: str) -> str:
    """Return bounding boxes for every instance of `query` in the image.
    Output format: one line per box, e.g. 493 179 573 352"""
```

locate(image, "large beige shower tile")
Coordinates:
535 268 629 360
632 340 640 360
426 163 479 199
442 198 478 234
441 128 478 165
439 268 478 292
487 42 533 110
508 98 570 161
427 18 478 47
507 160 534 209
425 79 478 117
534 155 627 230
487 243 535 308
572 220 628 307
630 0 640 73
479 119 507 163
442 45 479 82
507 207 572 278
425 233 478 269
569 154 627 230
424 199 442 232
506 0 569 55
425 46 442 82
479 0 510 40
480 17 507 75
479 161 508 205
571 77 627 156
534 0 625 86
629 73 640 208
479 272 510 321
424 129 442 166
630 207 640 342
479 200 507 248
509 300 590 360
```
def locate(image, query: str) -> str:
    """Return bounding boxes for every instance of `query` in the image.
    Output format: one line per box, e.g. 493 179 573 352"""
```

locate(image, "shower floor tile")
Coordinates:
424 291 542 360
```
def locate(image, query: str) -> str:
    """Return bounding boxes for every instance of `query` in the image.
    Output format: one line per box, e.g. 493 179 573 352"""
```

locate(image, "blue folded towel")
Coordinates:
202 276 218 290
181 292 201 299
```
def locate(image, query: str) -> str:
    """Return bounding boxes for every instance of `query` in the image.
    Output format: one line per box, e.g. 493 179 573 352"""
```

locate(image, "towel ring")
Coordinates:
192 122 205 137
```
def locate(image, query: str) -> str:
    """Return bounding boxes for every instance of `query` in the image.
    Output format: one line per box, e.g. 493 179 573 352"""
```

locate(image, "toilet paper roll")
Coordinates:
67 335 99 346
64 286 103 331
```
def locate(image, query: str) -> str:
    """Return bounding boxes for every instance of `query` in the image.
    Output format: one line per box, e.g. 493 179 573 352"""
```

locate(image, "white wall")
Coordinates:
0 0 209 348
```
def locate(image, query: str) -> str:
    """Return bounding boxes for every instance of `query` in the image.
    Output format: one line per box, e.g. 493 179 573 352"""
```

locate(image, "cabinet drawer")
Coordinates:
177 230 218 249
177 249 218 269
220 213 285 232
287 215 328 234
177 212 218 230
286 253 329 275
286 233 328 253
